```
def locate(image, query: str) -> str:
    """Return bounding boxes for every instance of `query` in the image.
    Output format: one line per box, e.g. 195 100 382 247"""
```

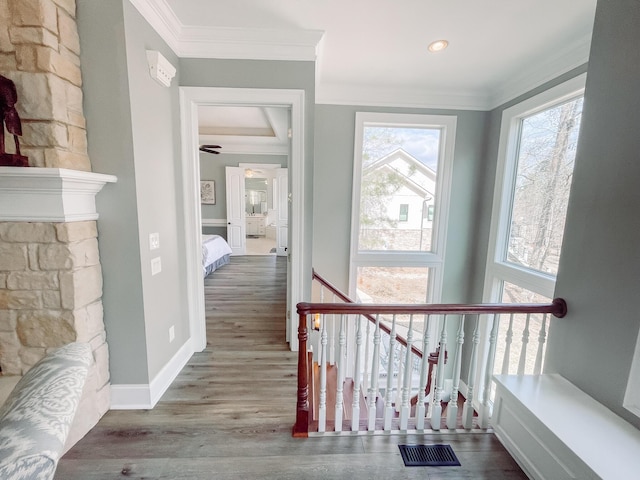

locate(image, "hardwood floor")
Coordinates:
56 255 527 479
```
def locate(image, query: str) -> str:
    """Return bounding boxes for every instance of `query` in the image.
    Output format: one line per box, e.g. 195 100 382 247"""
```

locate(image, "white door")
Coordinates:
225 166 246 255
275 168 289 256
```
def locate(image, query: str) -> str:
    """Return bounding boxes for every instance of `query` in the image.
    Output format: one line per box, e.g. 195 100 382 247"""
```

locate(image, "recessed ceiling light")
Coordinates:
428 40 449 53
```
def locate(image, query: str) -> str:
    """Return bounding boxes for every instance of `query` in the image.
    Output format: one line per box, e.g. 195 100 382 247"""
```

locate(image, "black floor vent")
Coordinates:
398 444 461 467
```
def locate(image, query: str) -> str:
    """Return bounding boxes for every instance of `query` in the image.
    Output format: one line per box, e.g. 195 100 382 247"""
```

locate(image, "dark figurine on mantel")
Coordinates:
0 74 29 167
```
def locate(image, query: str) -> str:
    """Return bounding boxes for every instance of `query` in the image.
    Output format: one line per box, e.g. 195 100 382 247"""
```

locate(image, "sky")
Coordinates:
364 126 441 171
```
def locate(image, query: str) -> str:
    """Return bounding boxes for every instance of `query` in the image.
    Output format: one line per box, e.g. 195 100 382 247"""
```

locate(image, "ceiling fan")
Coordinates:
199 144 221 154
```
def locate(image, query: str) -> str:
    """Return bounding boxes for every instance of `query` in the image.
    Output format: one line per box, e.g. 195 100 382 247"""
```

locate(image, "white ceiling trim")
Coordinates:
488 33 592 109
177 25 324 61
128 0 182 54
316 83 493 111
129 0 323 61
129 0 591 111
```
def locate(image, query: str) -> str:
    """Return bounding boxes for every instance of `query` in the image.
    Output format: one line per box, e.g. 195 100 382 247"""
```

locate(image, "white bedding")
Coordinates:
202 234 232 276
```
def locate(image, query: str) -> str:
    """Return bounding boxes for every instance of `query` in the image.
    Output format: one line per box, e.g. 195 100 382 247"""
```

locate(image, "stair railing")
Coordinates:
292 270 567 437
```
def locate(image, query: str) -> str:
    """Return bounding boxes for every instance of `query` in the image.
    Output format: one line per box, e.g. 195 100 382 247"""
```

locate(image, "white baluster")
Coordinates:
362 318 371 405
383 315 397 431
430 315 448 431
533 313 548 375
462 316 480 429
329 294 337 365
367 314 381 431
446 315 465 429
317 314 328 432
416 314 432 430
351 315 363 431
479 314 500 428
399 315 415 430
501 313 515 374
395 346 404 413
334 314 346 432
517 313 531 375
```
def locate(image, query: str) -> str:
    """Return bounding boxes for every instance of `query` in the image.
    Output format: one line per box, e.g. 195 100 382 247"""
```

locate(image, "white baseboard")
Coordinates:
110 339 193 409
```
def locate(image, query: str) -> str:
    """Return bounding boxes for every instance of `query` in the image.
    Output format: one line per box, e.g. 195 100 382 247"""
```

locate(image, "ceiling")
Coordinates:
132 0 597 147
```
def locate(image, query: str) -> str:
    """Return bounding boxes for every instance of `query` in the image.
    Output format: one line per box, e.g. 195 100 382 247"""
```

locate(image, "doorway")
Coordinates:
179 87 305 352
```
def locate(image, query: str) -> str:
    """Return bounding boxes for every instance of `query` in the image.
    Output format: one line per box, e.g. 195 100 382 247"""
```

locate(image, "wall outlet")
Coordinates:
169 325 175 343
149 232 160 250
151 257 162 275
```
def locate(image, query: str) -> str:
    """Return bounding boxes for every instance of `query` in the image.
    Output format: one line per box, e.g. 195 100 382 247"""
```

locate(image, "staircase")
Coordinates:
293 270 567 437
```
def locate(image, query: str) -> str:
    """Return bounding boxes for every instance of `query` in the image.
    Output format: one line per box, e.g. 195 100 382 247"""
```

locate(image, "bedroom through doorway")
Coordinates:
180 86 305 351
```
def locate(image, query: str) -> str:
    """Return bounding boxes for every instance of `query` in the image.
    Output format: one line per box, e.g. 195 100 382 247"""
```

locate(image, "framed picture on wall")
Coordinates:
200 180 216 204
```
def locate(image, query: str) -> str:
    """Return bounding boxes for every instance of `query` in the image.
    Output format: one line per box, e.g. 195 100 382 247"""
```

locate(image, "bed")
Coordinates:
202 234 232 277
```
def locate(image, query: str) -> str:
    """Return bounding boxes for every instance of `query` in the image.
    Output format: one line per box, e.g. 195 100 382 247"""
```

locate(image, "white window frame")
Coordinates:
473 74 586 416
349 112 457 303
483 73 587 303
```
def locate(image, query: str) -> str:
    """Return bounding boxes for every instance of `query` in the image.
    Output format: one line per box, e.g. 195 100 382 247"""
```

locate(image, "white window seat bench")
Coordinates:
492 373 640 480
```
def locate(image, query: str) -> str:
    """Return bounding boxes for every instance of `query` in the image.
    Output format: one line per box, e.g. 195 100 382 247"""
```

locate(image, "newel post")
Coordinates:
292 312 309 437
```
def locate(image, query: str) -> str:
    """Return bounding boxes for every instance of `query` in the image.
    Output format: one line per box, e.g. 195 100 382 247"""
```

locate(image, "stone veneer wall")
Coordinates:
0 0 110 447
0 0 91 170
0 222 110 434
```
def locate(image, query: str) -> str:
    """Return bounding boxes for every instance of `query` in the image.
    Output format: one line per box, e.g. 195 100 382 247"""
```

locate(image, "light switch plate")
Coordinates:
149 232 160 250
151 257 162 275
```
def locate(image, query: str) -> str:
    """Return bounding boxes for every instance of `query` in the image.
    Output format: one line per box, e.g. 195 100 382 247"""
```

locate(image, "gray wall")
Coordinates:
122 2 187 380
546 0 640 428
78 0 188 384
313 105 488 303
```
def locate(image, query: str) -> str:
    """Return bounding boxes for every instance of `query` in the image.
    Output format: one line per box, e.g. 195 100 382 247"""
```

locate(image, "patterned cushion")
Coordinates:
0 343 92 480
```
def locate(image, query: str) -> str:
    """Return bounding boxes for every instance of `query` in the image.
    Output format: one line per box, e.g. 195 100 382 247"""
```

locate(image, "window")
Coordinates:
398 204 409 222
350 112 456 311
484 74 585 303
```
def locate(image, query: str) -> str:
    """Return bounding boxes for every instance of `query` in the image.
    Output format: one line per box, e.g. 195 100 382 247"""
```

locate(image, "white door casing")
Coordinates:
179 87 305 353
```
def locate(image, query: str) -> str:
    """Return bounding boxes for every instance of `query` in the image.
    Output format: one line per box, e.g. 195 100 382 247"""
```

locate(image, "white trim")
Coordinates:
487 34 591 109
129 0 589 112
0 167 117 222
128 0 181 53
128 0 323 61
110 338 193 409
110 384 153 410
178 25 324 61
201 218 227 227
180 87 305 353
317 84 492 111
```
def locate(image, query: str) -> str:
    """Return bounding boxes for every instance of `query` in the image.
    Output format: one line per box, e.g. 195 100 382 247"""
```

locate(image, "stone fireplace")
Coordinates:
0 0 114 448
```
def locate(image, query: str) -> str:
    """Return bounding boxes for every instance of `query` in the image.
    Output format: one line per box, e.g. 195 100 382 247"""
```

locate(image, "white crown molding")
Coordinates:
178 25 324 61
316 83 493 111
317 31 590 111
128 0 182 54
130 0 589 112
129 0 323 61
0 167 117 222
488 32 592 109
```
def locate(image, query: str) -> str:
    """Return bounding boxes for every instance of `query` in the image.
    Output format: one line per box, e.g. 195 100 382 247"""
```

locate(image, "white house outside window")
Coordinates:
350 112 456 342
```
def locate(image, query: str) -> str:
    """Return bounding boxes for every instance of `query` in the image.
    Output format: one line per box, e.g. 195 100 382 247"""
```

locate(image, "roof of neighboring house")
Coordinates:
363 148 436 199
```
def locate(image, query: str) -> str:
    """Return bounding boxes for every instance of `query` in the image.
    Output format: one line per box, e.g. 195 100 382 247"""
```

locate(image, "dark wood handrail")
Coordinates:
297 298 567 318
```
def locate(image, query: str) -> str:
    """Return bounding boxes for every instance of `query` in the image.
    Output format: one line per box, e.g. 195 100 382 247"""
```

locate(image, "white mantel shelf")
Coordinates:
0 167 117 222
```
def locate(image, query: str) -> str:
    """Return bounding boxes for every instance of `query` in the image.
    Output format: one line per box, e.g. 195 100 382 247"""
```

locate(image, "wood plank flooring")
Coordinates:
56 255 527 479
